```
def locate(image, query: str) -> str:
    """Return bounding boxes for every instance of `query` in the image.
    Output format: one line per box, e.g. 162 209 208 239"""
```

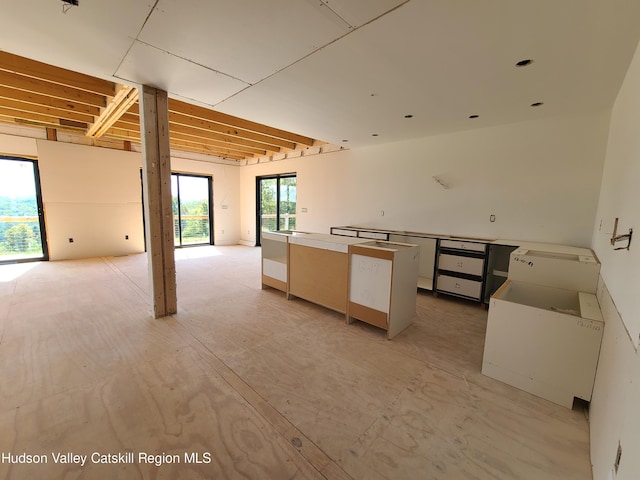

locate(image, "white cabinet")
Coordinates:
483 280 603 408
437 253 484 276
482 245 603 408
390 234 437 291
436 275 483 300
435 240 487 301
348 241 420 339
508 248 600 294
261 231 291 293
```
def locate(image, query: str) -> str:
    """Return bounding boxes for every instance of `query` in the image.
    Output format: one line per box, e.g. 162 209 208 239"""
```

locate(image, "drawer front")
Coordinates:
358 231 389 240
331 228 358 237
440 239 486 252
438 253 484 276
437 274 482 299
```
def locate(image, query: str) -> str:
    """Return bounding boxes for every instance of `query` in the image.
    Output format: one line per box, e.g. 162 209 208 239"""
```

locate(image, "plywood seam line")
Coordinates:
166 319 352 479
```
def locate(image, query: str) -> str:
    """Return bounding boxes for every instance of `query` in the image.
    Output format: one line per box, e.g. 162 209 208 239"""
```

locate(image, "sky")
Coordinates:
0 159 37 198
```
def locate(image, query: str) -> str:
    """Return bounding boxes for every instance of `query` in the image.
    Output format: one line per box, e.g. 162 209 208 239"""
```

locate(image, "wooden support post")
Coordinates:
46 127 57 141
139 86 177 318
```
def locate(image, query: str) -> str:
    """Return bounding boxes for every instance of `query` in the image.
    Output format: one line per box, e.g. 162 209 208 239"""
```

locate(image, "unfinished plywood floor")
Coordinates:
0 246 593 480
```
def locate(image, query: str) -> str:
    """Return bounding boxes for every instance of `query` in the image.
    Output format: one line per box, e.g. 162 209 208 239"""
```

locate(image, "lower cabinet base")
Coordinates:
348 301 388 330
261 275 287 293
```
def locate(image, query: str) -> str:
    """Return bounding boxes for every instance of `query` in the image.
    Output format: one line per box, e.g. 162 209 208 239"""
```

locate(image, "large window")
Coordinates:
171 173 213 247
0 156 48 263
256 174 296 246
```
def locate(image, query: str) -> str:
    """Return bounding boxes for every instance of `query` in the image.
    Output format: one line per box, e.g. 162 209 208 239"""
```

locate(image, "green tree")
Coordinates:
5 224 35 252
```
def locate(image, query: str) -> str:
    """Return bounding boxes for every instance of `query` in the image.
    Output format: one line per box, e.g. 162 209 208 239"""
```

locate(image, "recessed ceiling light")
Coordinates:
516 59 533 67
469 114 479 119
530 102 544 107
372 133 379 137
342 139 349 142
404 114 414 118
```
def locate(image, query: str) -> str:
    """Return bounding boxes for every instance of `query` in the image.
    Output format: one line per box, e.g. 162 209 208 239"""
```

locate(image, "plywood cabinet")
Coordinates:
287 233 369 313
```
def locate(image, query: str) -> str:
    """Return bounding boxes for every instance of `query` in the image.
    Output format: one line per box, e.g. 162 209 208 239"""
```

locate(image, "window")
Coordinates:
171 173 213 247
256 174 296 246
0 156 48 263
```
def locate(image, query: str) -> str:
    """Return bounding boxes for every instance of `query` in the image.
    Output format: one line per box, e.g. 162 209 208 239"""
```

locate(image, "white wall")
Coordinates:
589 39 640 480
0 137 241 260
36 140 144 260
240 111 609 247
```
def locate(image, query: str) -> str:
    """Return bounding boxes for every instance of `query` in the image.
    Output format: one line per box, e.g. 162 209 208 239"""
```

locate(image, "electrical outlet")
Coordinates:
68 238 74 243
221 229 224 235
125 235 129 240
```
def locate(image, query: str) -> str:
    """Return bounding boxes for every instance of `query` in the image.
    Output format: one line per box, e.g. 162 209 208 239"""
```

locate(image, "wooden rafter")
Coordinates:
0 51 115 96
86 85 138 138
0 51 323 163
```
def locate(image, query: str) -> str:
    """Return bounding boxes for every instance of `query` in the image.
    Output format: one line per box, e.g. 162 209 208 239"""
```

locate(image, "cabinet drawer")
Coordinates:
358 231 389 240
438 253 484 276
331 228 358 237
437 274 482 299
439 239 486 252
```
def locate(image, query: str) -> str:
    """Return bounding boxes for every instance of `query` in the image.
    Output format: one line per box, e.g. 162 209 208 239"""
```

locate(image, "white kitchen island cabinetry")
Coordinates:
348 241 420 339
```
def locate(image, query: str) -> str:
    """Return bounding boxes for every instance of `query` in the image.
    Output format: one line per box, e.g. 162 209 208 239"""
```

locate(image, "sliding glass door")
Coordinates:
256 174 296 246
171 173 213 247
0 156 48 263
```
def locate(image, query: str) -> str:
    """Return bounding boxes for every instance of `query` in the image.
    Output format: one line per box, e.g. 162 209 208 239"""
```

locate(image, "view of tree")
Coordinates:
259 177 297 232
0 196 43 257
173 197 210 245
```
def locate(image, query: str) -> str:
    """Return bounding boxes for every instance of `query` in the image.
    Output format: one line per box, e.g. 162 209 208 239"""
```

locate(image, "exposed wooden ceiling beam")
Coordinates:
168 111 295 150
0 51 115 97
86 85 138 138
0 97 94 124
166 98 314 147
0 111 87 131
0 70 106 107
104 124 266 158
103 127 245 161
0 51 324 163
0 85 101 116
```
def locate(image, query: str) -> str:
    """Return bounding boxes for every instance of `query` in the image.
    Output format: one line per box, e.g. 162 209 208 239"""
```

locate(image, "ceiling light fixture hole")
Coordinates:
530 102 544 107
404 114 413 118
469 114 479 119
516 59 533 67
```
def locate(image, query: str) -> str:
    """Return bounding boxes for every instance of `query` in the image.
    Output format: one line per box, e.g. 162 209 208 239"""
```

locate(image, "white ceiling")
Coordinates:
2 0 640 149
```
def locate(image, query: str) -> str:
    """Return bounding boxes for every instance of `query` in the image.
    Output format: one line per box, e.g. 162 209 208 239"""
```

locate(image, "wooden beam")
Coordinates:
103 127 247 160
168 111 296 150
139 85 177 318
0 97 95 124
46 127 57 141
168 98 314 146
0 51 116 96
0 70 106 107
86 85 138 138
166 121 283 153
0 85 101 116
0 108 87 131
